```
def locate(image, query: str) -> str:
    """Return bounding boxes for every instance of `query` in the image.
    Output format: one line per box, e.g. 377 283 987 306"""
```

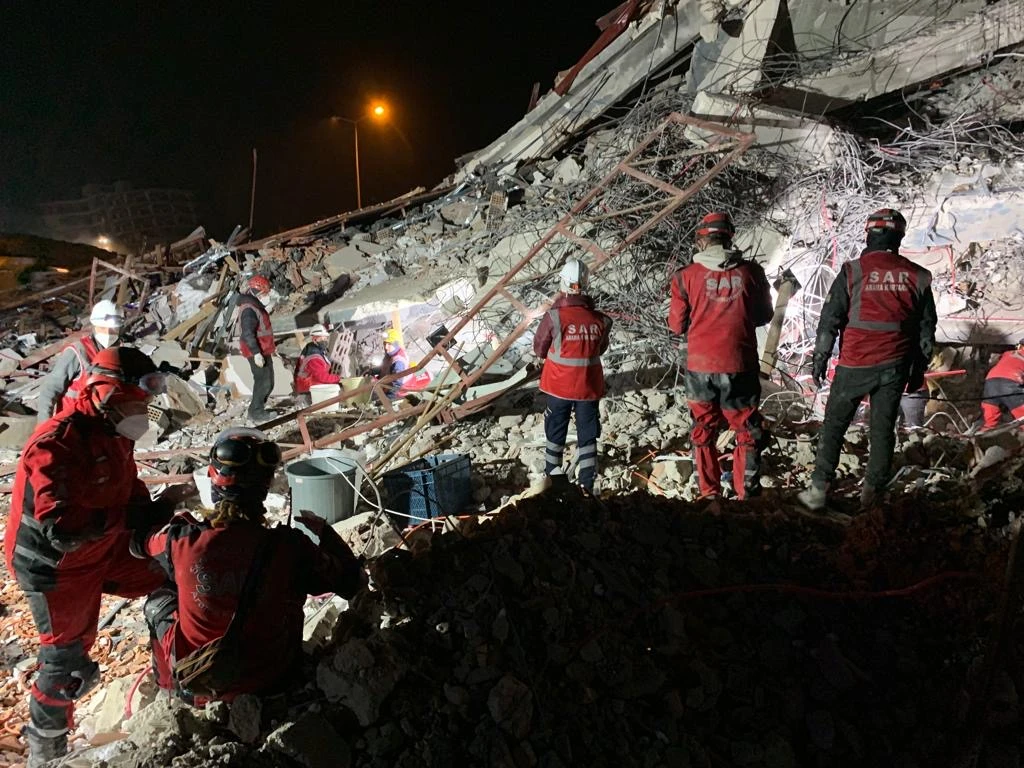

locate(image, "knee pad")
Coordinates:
35 646 101 701
144 588 178 636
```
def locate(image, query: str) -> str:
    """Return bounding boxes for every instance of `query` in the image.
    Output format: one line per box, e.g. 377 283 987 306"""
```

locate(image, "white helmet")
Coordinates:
90 300 124 329
559 258 589 293
309 324 329 339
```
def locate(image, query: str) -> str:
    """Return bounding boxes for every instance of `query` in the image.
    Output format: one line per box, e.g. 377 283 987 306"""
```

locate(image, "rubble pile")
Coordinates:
53 484 1022 768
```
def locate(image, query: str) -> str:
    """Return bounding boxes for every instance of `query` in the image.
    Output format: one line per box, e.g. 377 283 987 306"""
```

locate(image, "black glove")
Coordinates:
811 352 829 388
906 357 927 393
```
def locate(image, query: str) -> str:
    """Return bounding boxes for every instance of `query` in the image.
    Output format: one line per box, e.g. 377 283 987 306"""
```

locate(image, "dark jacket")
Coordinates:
234 294 276 358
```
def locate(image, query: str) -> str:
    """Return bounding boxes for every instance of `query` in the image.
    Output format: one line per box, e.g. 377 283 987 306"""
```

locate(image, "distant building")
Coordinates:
39 181 198 252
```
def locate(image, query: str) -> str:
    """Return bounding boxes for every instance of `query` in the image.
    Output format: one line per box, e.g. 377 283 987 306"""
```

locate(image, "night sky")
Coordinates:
1 1 616 238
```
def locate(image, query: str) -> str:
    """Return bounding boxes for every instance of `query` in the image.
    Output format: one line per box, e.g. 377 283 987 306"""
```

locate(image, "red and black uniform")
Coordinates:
233 293 276 418
294 342 340 394
533 294 612 493
982 349 1024 429
4 398 166 736
141 512 363 699
669 246 773 499
811 248 937 491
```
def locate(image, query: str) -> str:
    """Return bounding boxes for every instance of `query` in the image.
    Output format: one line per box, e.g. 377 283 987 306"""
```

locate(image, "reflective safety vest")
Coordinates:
294 347 338 393
838 250 932 369
539 303 609 401
61 335 100 412
233 294 276 357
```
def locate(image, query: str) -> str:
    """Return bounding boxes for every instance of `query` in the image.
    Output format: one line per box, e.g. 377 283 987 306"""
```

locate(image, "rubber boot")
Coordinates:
798 482 828 511
860 484 881 509
24 726 68 768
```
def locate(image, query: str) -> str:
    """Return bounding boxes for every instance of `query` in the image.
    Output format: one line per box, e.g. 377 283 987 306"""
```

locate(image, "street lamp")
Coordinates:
332 101 389 209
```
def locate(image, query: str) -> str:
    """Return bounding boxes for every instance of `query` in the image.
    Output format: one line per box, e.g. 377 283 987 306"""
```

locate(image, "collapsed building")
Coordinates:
3 0 1024 766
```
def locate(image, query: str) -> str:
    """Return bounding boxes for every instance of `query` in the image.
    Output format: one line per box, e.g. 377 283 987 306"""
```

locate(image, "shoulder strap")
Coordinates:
222 530 276 644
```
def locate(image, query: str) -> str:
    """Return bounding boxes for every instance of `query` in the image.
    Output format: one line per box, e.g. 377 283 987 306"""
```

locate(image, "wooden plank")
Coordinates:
0 274 92 312
115 255 134 306
163 302 215 341
18 329 89 369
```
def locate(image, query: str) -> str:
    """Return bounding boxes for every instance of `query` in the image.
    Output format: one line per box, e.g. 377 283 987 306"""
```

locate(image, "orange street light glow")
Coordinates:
371 103 387 119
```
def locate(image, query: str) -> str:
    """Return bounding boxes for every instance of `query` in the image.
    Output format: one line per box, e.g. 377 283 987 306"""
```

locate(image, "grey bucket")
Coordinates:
285 456 359 524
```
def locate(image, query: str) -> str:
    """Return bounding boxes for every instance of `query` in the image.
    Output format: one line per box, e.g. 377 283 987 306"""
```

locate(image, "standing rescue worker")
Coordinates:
533 258 612 495
233 275 276 422
134 428 365 701
36 300 124 423
799 209 937 510
980 340 1024 429
5 347 169 767
294 324 340 406
374 329 410 400
669 212 774 500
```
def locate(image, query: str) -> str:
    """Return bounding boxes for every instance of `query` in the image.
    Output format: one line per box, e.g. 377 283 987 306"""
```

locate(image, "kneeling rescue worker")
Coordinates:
981 339 1024 429
5 347 170 767
669 212 774 499
799 209 936 510
533 257 612 495
294 324 340 405
133 427 365 702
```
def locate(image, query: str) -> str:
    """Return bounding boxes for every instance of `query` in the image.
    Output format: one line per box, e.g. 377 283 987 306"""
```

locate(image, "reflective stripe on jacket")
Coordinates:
534 295 611 401
294 345 340 393
233 294 276 357
838 250 932 368
60 336 100 411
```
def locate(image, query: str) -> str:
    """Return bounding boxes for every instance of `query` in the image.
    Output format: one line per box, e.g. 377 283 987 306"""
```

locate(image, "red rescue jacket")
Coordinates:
816 249 936 370
294 343 340 393
668 247 774 374
5 395 149 592
534 294 611 401
233 294 276 358
61 336 100 412
144 513 362 699
987 349 1024 385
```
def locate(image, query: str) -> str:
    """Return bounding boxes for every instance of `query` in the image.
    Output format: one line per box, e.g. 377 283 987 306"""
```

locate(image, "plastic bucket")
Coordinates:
340 377 373 405
309 384 342 413
285 456 359 524
193 468 214 510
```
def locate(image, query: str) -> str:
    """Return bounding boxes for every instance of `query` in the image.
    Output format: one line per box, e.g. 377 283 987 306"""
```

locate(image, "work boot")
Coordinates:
860 484 881 508
23 725 67 768
798 482 828 511
248 409 277 424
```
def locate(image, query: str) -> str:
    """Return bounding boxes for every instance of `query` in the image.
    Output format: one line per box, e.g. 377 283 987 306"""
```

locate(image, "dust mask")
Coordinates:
94 331 119 349
113 414 151 441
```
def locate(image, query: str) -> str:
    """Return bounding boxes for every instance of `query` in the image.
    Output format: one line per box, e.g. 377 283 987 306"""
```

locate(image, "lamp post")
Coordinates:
332 102 388 210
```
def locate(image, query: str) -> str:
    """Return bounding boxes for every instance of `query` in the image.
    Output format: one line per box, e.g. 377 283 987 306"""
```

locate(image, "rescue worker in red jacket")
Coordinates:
4 347 169 767
294 324 340 406
36 299 124 423
799 209 937 511
233 275 277 422
981 340 1024 429
669 212 774 500
133 428 365 701
533 258 612 495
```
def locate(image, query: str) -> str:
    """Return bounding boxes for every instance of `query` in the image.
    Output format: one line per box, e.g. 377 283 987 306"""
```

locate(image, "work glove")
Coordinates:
811 352 829 388
253 353 266 368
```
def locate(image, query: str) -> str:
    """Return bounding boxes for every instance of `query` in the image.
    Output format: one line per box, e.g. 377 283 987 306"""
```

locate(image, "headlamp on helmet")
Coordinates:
208 427 282 507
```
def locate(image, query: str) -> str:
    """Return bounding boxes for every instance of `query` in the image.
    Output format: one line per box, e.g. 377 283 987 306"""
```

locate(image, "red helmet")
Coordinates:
696 212 735 239
865 208 906 236
85 347 164 409
248 275 271 294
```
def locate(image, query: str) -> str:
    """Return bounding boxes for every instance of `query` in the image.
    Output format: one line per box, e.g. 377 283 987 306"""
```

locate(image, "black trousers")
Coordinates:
812 363 908 491
248 356 275 416
544 395 601 493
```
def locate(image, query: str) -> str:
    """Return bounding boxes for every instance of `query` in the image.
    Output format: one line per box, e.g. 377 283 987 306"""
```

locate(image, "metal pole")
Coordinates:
354 121 362 209
249 148 257 233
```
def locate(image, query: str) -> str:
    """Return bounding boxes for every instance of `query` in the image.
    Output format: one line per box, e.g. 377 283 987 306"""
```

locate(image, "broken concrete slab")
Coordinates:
688 0 783 95
323 245 369 280
264 711 350 768
223 354 294 398
687 91 838 171
0 414 36 450
316 637 407 726
786 0 1024 108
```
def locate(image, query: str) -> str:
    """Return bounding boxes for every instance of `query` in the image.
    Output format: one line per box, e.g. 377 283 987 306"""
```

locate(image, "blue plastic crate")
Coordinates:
381 453 472 525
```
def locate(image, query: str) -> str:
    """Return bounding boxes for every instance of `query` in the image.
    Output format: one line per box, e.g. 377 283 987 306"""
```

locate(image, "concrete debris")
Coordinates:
264 712 350 768
316 637 407 726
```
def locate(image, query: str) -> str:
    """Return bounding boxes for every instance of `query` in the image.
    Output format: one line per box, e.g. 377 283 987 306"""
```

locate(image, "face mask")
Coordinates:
113 414 151 441
94 331 119 349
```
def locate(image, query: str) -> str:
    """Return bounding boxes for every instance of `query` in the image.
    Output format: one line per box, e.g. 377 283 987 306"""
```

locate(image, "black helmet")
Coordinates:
865 208 907 236
208 427 281 506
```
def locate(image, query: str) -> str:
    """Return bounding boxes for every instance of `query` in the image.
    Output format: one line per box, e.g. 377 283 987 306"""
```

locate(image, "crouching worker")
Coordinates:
981 339 1024 429
294 324 341 407
131 427 366 701
5 347 170 767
